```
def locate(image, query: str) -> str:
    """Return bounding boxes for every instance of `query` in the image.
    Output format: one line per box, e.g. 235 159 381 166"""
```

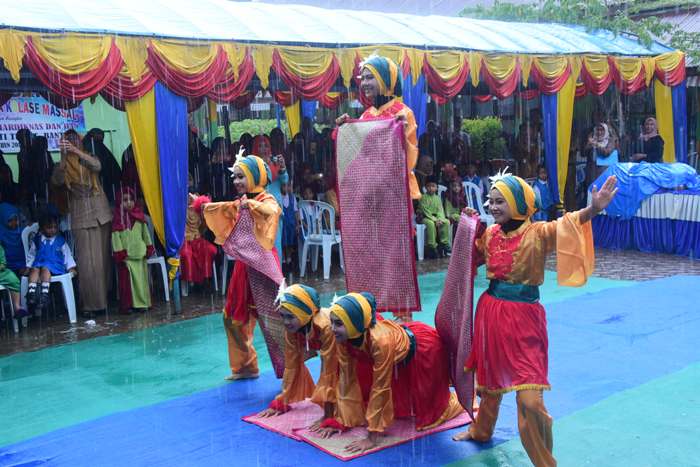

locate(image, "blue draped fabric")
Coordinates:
541 93 559 204
301 100 317 120
402 73 428 137
155 81 189 260
590 162 700 220
593 215 700 259
672 82 688 163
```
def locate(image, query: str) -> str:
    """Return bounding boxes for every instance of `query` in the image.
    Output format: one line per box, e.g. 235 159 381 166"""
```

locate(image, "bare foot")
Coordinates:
452 430 474 442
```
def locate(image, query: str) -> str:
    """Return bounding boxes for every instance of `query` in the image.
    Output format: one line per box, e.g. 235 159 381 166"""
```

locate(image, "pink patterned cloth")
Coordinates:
435 214 478 415
223 209 286 377
335 119 420 312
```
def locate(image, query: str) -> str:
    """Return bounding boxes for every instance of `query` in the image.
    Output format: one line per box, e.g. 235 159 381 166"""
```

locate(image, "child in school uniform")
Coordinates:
26 213 76 310
417 176 451 258
532 165 555 222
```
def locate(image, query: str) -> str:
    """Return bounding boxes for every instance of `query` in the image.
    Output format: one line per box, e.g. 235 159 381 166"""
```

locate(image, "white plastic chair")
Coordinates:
145 216 170 302
298 200 343 280
220 254 234 296
437 184 447 199
182 261 218 297
20 223 78 324
415 221 426 261
463 182 495 226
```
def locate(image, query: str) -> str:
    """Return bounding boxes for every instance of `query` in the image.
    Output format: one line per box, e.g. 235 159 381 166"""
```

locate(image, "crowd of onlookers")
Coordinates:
0 109 665 321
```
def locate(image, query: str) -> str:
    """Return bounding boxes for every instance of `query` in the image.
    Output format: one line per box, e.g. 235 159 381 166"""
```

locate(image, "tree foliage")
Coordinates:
461 0 700 68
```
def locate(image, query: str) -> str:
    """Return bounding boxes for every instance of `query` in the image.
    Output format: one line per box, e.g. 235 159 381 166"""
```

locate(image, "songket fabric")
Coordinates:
335 119 420 313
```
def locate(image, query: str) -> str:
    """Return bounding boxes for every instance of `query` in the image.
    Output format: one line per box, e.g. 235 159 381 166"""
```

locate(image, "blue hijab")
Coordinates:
0 203 25 271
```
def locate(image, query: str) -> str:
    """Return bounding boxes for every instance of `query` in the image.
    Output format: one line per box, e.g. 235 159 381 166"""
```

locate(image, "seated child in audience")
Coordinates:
180 193 217 287
26 213 76 310
444 177 467 231
112 188 153 314
417 177 451 259
0 242 27 318
533 165 555 222
0 203 27 276
463 163 486 207
280 183 300 269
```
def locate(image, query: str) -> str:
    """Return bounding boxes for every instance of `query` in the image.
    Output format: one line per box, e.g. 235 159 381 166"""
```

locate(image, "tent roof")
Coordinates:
0 0 673 56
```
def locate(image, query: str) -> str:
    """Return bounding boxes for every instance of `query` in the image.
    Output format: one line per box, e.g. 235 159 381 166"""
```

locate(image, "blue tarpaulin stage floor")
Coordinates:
1 274 699 466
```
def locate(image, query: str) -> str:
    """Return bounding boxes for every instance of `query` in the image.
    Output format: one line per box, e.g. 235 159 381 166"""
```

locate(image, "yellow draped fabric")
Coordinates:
32 34 112 74
125 89 165 245
469 52 483 87
582 55 610 80
337 49 357 89
356 46 404 68
285 100 301 138
150 40 220 75
277 46 335 78
655 50 684 73
643 57 655 86
114 36 149 82
405 48 425 83
220 43 247 80
482 54 517 80
613 57 644 81
654 80 677 163
533 55 569 79
520 55 533 86
424 50 467 81
0 29 26 83
252 45 274 89
556 74 576 201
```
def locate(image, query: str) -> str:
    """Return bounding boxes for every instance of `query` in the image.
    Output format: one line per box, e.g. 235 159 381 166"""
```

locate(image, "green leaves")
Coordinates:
461 117 507 160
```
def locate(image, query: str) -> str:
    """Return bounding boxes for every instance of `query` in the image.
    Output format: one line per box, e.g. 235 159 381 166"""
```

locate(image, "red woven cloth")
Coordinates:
223 209 286 377
335 119 420 312
434 214 478 415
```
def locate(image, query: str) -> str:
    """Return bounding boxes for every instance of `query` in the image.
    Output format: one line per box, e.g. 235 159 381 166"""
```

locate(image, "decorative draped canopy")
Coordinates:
0 0 686 106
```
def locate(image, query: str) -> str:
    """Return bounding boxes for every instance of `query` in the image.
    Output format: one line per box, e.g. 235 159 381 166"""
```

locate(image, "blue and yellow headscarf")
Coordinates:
278 284 320 327
231 154 271 193
361 55 403 98
491 174 541 221
330 292 377 339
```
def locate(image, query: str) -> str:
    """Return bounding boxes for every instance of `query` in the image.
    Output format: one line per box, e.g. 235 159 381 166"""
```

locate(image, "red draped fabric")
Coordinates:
271 49 340 100
530 62 571 95
146 44 229 97
274 91 297 107
24 37 124 100
318 92 347 109
207 54 256 103
482 61 521 99
610 59 647 95
575 82 588 98
472 94 492 103
101 72 158 104
580 65 613 96
655 55 686 86
422 58 470 100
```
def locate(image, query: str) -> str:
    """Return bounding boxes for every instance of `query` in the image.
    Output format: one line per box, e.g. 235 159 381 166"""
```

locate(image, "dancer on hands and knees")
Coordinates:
452 170 618 467
257 284 339 430
317 292 463 454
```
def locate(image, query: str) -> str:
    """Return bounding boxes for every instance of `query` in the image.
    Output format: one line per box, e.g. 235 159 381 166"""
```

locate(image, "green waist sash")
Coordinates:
487 280 540 303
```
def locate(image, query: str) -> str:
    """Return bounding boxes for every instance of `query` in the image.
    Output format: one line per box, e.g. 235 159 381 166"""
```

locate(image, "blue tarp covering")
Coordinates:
0 0 672 55
590 162 700 220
